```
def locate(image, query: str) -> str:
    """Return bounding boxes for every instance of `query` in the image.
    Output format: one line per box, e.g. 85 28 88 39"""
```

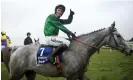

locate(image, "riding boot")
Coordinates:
47 44 68 64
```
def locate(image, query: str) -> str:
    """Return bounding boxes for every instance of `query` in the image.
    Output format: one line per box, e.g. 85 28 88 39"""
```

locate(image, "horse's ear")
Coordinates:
38 38 39 41
111 21 115 29
34 38 36 41
110 21 116 31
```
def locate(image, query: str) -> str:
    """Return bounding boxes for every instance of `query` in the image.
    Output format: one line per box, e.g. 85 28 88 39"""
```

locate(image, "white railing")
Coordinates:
102 41 133 52
126 41 133 49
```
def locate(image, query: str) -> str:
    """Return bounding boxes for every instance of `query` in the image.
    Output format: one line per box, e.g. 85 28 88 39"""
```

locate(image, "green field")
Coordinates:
1 49 133 80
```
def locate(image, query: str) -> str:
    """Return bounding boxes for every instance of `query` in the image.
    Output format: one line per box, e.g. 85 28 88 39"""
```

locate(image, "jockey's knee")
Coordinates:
63 40 70 47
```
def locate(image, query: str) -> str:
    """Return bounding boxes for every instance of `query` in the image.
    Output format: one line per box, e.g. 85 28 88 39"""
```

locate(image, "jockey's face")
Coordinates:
27 34 31 37
56 8 64 18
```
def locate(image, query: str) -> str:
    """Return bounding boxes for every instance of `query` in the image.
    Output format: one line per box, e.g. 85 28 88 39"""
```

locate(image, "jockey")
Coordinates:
24 32 33 45
1 31 11 49
44 4 76 63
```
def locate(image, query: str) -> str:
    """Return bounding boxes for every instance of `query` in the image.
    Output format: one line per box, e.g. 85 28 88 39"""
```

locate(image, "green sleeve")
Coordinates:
48 15 71 34
59 14 73 25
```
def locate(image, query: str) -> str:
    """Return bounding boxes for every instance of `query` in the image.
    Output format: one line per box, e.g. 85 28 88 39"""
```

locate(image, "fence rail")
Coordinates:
126 41 133 49
102 41 133 52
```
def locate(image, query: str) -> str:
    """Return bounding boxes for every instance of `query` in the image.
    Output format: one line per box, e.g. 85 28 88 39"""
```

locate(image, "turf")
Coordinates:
1 49 133 80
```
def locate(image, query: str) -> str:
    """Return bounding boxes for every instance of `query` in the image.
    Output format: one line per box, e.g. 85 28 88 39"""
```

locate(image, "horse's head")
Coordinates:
34 38 40 45
104 21 133 56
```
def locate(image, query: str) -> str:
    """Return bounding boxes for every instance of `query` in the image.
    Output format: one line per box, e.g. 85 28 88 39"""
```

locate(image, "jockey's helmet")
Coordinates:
55 4 65 13
1 31 6 35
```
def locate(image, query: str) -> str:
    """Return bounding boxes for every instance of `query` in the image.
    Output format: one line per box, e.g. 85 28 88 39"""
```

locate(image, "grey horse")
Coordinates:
9 21 133 80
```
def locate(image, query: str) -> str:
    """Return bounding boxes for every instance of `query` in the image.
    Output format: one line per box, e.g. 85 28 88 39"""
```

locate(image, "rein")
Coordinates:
74 38 97 49
73 38 100 54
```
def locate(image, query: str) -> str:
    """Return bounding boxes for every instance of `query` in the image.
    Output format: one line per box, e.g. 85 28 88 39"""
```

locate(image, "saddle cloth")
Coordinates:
36 45 62 64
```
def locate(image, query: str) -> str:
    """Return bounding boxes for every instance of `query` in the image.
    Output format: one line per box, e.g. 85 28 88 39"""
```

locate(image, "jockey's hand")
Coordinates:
70 9 75 15
71 33 76 39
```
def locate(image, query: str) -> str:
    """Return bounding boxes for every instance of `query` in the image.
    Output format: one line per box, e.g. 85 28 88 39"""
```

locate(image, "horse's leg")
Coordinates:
78 70 89 80
66 77 74 80
2 55 10 72
64 78 78 80
78 75 90 80
9 64 24 80
25 70 36 80
83 75 90 80
5 63 10 72
10 74 24 80
66 74 79 80
10 76 20 80
2 48 11 72
1 51 4 62
66 77 78 80
78 60 90 80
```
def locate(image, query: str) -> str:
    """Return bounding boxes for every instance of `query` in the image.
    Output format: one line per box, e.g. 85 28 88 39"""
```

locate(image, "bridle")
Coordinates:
108 27 126 53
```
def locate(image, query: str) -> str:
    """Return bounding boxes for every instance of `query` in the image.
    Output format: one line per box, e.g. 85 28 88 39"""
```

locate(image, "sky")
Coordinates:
1 0 133 46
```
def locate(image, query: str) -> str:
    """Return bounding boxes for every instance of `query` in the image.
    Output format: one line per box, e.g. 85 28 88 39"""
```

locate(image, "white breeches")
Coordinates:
1 45 5 50
45 36 70 47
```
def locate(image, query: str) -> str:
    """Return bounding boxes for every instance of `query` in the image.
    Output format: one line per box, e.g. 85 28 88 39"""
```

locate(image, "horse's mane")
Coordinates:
77 27 106 38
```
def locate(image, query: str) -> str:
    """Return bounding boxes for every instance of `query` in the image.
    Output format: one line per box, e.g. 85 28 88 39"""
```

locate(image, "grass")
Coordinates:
1 49 133 80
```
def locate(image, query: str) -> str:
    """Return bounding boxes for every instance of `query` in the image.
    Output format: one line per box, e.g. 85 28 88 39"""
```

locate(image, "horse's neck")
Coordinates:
72 28 111 58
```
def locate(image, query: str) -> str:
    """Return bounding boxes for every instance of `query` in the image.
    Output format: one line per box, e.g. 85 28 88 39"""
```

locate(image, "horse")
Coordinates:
1 46 19 72
1 39 40 77
8 21 133 80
